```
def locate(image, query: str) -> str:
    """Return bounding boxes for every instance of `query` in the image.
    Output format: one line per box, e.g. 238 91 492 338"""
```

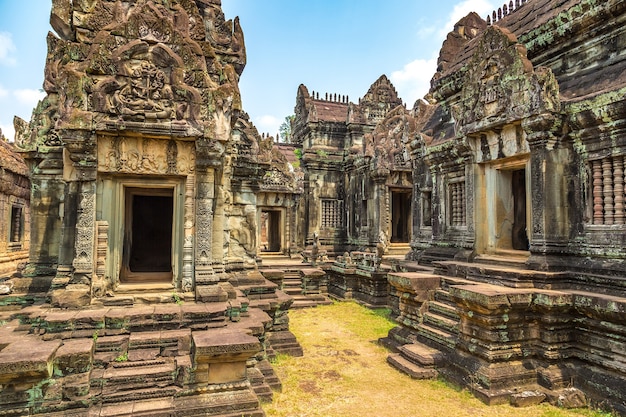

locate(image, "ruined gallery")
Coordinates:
0 0 625 415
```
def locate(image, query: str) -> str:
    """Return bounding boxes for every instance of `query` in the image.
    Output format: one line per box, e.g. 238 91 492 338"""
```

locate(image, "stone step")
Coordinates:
436 260 568 288
417 323 457 350
428 300 459 321
387 353 438 379
398 343 445 367
434 288 452 304
248 367 273 402
423 311 459 334
101 386 180 404
257 359 282 392
473 253 529 268
440 275 475 291
100 361 177 395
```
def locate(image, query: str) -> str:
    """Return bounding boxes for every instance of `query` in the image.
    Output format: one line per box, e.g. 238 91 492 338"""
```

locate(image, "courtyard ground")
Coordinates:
262 302 613 417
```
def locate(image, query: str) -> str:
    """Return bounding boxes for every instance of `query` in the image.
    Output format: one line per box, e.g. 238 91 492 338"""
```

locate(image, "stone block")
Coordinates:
54 338 94 375
50 284 91 308
546 387 587 409
0 336 61 384
192 329 261 385
510 390 546 407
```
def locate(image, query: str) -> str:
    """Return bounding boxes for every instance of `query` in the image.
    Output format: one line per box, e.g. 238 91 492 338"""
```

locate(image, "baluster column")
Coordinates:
592 159 604 225
614 157 624 224
603 158 614 225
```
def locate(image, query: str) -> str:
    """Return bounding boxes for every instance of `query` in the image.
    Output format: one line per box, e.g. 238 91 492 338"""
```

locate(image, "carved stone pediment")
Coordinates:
458 25 561 135
365 106 414 170
350 75 404 126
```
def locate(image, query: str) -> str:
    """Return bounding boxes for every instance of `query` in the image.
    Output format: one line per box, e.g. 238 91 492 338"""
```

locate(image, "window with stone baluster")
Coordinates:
448 180 467 227
9 205 23 243
321 199 343 229
589 156 626 225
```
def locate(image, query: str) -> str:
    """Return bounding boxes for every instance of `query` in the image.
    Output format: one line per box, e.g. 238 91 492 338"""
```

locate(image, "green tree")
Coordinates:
278 115 295 143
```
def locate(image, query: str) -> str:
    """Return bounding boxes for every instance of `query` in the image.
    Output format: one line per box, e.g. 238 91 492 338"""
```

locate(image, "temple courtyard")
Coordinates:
263 302 609 417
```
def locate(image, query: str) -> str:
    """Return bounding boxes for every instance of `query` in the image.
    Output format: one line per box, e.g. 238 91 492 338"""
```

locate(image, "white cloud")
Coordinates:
0 121 15 143
254 114 281 137
391 58 438 107
0 32 17 66
14 88 45 106
392 0 498 107
0 84 8 98
438 0 498 38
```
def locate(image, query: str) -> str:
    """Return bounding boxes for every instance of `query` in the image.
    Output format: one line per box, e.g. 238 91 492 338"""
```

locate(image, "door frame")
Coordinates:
100 176 184 289
476 155 531 255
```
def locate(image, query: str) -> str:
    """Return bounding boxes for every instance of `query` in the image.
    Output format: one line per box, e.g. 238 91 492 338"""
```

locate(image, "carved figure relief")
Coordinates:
97 136 195 175
458 26 560 136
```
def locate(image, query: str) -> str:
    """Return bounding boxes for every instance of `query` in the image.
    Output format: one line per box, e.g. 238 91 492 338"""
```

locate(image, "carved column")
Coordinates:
602 158 614 225
50 129 97 307
371 168 389 247
194 139 228 303
592 159 604 225
523 114 568 269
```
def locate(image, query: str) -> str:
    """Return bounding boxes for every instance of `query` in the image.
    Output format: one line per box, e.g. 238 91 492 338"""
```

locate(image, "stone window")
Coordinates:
590 156 626 225
448 180 466 227
321 199 343 228
9 205 23 243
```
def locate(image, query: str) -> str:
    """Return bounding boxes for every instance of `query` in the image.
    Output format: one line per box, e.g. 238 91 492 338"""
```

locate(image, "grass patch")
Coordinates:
262 301 614 417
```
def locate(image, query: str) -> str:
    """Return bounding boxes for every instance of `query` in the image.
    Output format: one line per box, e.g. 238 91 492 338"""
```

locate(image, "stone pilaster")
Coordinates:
522 113 569 270
50 129 97 307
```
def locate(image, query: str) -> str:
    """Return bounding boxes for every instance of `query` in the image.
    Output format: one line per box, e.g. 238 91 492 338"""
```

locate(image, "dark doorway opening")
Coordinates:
261 210 281 252
391 191 411 243
122 188 173 282
511 169 529 250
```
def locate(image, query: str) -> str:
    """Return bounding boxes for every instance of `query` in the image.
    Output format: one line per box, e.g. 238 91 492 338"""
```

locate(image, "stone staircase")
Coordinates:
0 300 280 416
384 254 626 408
258 253 332 309
385 273 468 379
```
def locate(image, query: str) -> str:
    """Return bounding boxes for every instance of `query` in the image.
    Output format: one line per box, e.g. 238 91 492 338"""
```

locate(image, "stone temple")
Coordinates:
0 0 626 415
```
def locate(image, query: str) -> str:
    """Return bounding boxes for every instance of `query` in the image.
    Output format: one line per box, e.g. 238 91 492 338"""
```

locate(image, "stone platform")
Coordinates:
0 300 277 416
381 257 626 413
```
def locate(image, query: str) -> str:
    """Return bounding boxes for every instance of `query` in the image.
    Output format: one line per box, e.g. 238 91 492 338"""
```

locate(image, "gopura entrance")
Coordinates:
122 187 174 283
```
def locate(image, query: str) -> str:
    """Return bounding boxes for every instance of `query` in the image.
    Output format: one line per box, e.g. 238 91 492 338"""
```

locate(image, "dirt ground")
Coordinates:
262 302 610 417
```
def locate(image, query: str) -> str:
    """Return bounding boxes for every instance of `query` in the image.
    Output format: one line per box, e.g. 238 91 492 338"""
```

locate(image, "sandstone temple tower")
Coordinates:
15 0 264 307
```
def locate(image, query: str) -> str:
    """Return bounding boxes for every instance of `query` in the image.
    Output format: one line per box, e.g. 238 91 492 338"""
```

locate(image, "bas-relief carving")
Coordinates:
97 136 195 175
73 186 96 273
458 26 560 137
471 125 529 163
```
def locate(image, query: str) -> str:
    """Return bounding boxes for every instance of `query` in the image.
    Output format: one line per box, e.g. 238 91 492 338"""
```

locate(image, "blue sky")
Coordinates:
0 0 498 141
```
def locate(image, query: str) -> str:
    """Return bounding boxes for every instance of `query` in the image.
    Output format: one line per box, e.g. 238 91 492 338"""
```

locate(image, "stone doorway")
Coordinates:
391 190 411 243
260 210 282 252
121 188 174 283
479 158 530 254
